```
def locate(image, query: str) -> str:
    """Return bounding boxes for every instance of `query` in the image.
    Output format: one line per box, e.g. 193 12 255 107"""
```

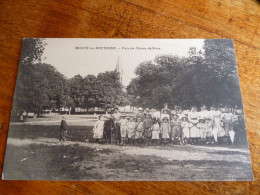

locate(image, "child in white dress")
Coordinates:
152 119 160 145
181 116 190 145
134 117 144 145
127 117 136 145
120 115 128 145
197 119 207 144
93 115 104 142
161 117 170 145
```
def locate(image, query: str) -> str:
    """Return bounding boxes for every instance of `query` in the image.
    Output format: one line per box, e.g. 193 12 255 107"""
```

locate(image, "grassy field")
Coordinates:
2 120 253 181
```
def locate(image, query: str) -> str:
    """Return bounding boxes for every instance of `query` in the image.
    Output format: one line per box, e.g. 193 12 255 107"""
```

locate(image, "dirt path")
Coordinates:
6 138 251 164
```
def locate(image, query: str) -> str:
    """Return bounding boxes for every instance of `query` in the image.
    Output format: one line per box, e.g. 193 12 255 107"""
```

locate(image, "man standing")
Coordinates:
103 105 114 144
60 116 67 142
143 114 153 146
113 107 122 144
136 107 145 122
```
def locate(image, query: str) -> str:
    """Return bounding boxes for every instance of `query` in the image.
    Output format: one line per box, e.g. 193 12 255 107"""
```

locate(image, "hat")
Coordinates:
106 105 112 109
182 116 188 120
199 119 205 123
138 107 143 111
153 119 158 124
172 114 179 118
113 107 119 110
145 108 150 111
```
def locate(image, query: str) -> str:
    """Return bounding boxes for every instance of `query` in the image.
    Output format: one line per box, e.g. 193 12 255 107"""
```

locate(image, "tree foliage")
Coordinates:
13 38 242 117
13 63 70 116
12 38 128 117
13 38 47 115
68 71 128 110
126 39 243 109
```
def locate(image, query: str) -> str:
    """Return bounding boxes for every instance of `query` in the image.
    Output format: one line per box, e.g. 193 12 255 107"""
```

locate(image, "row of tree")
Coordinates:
12 38 127 117
12 38 243 117
127 39 243 110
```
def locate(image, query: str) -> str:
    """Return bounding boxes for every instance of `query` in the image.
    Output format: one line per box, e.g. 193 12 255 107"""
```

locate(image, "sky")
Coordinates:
42 38 204 86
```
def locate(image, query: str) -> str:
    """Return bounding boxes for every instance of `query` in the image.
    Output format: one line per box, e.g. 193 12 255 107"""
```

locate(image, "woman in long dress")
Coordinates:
161 117 170 145
222 107 235 144
93 115 105 142
120 115 128 145
181 116 190 145
204 109 214 144
127 117 136 145
152 119 160 145
212 106 225 143
189 106 200 144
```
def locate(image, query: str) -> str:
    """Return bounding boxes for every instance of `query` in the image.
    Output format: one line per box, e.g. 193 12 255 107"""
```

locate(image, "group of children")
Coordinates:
93 104 247 146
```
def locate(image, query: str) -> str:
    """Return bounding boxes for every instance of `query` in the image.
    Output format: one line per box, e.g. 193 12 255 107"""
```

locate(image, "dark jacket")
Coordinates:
143 118 153 129
60 119 67 131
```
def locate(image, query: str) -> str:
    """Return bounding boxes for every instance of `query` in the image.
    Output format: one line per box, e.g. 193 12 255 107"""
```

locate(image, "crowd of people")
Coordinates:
92 103 247 146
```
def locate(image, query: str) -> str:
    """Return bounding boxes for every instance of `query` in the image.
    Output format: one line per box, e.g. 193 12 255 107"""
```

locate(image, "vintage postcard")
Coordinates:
2 38 253 181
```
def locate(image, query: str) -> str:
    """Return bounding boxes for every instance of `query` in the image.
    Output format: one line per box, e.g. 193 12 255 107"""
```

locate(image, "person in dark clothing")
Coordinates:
103 105 115 144
60 116 67 142
104 117 115 144
143 114 153 145
135 107 146 122
234 116 247 144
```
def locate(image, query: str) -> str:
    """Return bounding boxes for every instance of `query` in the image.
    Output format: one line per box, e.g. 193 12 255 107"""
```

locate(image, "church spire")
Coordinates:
115 56 123 84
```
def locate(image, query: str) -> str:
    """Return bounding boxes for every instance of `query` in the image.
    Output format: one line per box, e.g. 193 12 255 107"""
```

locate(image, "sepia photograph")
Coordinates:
2 38 253 181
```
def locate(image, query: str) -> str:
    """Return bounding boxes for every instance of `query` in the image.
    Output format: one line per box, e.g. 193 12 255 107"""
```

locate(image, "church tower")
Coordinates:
115 56 123 85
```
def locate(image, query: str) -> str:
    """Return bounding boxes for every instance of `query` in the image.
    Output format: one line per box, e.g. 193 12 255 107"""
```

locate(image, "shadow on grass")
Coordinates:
3 144 109 180
8 124 94 142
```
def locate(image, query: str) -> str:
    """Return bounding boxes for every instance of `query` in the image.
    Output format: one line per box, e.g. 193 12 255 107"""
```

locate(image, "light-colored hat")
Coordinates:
182 116 188 120
113 106 119 110
138 107 143 111
199 119 205 123
172 114 179 118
